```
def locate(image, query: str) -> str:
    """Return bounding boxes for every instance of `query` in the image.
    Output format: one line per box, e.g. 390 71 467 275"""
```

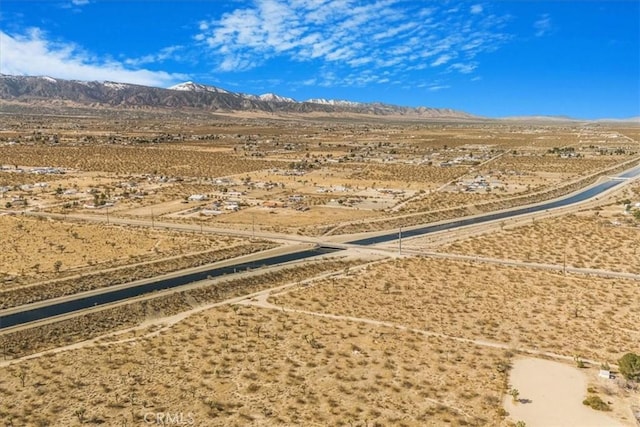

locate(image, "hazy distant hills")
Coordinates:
500 115 577 122
500 115 640 123
0 74 475 119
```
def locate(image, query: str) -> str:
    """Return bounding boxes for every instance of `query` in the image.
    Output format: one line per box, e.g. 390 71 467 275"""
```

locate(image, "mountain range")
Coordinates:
0 75 475 119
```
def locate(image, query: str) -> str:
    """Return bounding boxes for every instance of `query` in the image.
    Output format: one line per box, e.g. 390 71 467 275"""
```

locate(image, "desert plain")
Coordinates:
0 109 639 426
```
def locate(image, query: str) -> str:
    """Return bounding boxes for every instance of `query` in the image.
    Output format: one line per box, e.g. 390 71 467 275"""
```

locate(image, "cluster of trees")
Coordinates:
618 352 640 381
547 146 581 157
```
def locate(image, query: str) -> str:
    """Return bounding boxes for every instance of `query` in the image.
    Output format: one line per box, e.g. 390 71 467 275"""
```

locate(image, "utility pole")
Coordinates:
252 213 256 240
106 207 109 224
151 208 154 229
399 226 402 255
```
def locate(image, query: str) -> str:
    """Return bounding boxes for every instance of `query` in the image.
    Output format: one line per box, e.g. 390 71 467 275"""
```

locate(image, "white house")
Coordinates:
201 209 222 216
224 202 239 211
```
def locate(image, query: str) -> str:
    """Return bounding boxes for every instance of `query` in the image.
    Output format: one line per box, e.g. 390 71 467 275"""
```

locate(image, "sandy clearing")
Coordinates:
505 358 628 427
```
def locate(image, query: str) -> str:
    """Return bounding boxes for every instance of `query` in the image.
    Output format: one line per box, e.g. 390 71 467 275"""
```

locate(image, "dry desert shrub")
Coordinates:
272 257 640 363
0 304 507 426
0 215 257 286
487 155 624 177
0 258 364 358
329 158 636 236
0 171 67 187
399 191 504 214
0 241 276 309
339 163 467 184
0 144 286 178
614 128 640 145
438 213 640 274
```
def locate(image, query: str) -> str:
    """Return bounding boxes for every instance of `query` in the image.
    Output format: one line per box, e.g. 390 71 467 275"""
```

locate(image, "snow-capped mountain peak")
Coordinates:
0 75 476 119
103 81 129 90
306 98 361 107
168 81 229 94
258 93 296 103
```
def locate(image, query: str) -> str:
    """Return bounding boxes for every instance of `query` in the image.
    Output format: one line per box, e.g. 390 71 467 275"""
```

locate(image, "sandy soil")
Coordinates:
212 205 378 229
504 358 628 426
432 212 640 274
1 116 638 426
3 120 636 240
3 251 636 426
0 215 252 284
0 301 509 426
271 257 640 363
0 144 286 178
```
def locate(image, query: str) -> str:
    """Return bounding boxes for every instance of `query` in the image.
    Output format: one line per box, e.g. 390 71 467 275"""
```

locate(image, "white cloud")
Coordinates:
197 0 510 83
71 0 90 5
449 62 477 74
428 84 450 91
124 45 183 67
218 55 258 72
0 29 186 87
431 54 453 67
348 56 374 67
534 14 551 37
325 46 355 61
372 21 418 41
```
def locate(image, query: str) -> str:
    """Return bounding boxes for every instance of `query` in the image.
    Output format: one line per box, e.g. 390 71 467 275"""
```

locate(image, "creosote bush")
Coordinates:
582 395 610 411
618 352 640 381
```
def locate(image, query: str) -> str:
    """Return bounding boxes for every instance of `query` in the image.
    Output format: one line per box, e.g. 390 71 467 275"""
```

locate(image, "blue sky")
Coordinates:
0 0 638 119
